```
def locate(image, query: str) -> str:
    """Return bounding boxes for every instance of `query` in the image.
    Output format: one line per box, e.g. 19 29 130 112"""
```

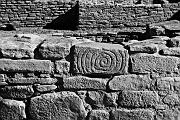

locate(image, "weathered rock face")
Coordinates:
0 34 44 59
29 91 87 120
0 99 26 120
130 53 180 74
73 42 129 75
88 110 109 120
63 76 108 90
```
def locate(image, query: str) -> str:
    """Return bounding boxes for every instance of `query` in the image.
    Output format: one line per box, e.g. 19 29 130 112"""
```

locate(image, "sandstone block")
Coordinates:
73 42 129 75
160 47 180 57
109 74 152 91
87 91 118 109
118 91 159 108
35 85 57 93
55 60 70 75
0 59 52 73
38 36 93 59
111 109 154 120
29 91 87 120
128 43 158 54
167 36 180 47
163 94 180 106
63 76 108 90
0 34 44 59
0 85 34 99
130 53 179 74
0 99 26 120
88 110 109 120
8 78 57 85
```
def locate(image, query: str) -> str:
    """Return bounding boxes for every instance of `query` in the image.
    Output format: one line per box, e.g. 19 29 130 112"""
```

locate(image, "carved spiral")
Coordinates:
75 47 127 74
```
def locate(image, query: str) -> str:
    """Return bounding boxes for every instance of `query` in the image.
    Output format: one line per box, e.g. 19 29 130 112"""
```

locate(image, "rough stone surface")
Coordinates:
0 99 26 120
0 59 52 73
88 110 109 120
29 91 87 120
7 78 57 85
86 91 118 109
63 76 108 90
38 37 93 59
55 60 70 75
118 91 159 108
0 85 34 99
128 43 158 54
109 74 152 91
160 47 180 57
163 94 180 106
35 85 57 93
111 109 155 120
130 53 180 74
156 109 180 120
0 34 44 59
167 36 180 47
73 42 129 75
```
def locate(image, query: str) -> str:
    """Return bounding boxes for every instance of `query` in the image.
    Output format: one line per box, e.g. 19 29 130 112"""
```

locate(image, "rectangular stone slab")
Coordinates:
73 42 129 75
0 59 52 73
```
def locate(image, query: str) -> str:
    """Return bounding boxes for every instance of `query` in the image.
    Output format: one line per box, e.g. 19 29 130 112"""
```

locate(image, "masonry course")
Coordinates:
1 0 180 120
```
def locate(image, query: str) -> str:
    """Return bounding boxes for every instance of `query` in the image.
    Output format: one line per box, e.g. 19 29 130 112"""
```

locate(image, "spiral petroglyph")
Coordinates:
73 42 129 75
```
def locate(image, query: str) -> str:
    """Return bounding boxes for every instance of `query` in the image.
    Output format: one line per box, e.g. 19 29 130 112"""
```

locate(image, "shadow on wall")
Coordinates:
168 10 180 21
43 1 79 30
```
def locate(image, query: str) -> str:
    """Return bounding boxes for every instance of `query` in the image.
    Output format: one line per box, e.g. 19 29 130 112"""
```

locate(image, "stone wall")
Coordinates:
1 23 180 119
0 0 76 27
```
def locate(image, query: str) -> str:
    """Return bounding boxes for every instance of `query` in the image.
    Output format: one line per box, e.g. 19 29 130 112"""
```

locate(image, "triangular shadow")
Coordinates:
43 1 79 30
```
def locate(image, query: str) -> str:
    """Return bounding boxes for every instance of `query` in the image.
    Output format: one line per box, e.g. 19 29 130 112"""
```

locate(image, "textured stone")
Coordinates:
88 110 109 120
160 47 180 57
111 109 154 120
55 60 70 75
109 74 152 91
0 59 52 73
156 77 174 91
73 42 129 75
38 37 93 59
0 85 34 99
35 85 57 92
63 76 108 90
130 53 179 74
156 109 180 120
8 77 57 85
128 43 157 54
118 91 159 108
167 36 180 47
29 91 87 120
0 34 44 59
0 74 8 86
0 99 26 120
87 91 118 109
163 94 179 106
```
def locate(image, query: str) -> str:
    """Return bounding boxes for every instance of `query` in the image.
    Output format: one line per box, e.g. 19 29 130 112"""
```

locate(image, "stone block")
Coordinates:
38 36 93 59
0 85 34 99
156 77 174 91
29 92 87 120
111 109 154 120
63 76 108 90
118 91 159 108
0 99 26 120
35 85 57 93
109 74 152 91
7 77 57 85
0 34 44 59
163 94 180 106
0 59 52 73
73 42 129 75
130 53 179 74
55 60 70 75
88 110 109 120
160 47 180 57
167 36 180 47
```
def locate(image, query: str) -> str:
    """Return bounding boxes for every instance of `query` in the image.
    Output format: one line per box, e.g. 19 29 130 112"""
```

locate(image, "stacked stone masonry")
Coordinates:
1 21 180 120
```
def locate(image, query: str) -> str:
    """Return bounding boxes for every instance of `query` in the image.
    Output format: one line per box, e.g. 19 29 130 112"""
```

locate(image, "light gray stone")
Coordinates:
29 91 87 120
73 42 129 75
89 110 109 120
63 76 108 90
0 99 26 120
35 85 57 92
